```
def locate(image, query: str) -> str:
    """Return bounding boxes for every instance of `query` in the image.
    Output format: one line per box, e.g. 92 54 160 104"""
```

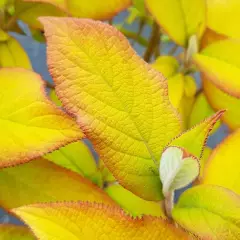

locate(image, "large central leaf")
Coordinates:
41 17 181 200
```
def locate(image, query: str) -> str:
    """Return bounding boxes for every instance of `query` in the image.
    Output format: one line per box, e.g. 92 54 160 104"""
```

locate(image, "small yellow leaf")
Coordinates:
184 75 197 98
152 56 179 78
168 73 184 109
41 17 181 201
0 29 9 41
202 129 240 195
14 202 191 240
0 36 32 69
0 224 35 240
146 0 206 46
172 185 240 240
105 183 165 217
0 68 82 167
194 39 240 98
189 92 220 134
203 78 240 130
44 141 101 185
168 110 224 159
15 0 66 29
24 0 131 21
0 158 115 210
207 0 240 39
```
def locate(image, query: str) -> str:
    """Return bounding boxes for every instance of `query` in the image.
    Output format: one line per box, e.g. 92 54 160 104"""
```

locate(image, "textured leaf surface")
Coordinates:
24 0 131 20
203 78 240 130
202 129 240 195
41 17 181 201
189 92 220 133
160 147 199 196
172 185 240 240
146 0 206 46
207 0 240 39
14 202 190 240
0 224 35 240
0 36 32 68
0 158 114 210
44 141 101 184
105 183 164 217
194 39 240 98
0 68 82 167
168 110 224 159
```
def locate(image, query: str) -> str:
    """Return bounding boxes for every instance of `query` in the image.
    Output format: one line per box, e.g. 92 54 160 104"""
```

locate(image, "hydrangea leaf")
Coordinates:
189 92 220 134
168 110 224 159
0 158 115 210
159 147 199 196
41 17 181 201
0 68 83 168
105 183 165 217
44 141 102 185
146 0 206 46
207 0 240 39
15 0 66 29
24 0 131 20
152 57 184 108
0 36 32 69
194 39 240 98
203 78 240 130
172 185 240 240
14 202 191 240
202 129 240 195
0 224 35 240
152 56 179 78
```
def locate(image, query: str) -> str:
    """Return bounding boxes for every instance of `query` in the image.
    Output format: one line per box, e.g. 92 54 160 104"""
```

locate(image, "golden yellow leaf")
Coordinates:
105 183 165 217
207 0 240 39
0 36 32 69
41 17 181 201
0 68 82 167
146 0 206 46
0 158 115 210
172 185 240 240
202 129 240 195
194 39 240 98
23 0 131 21
14 202 191 239
203 77 240 130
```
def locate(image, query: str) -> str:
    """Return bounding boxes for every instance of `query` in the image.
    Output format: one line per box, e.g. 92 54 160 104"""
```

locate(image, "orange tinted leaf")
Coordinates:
41 17 181 201
203 78 240 130
0 68 82 168
0 224 35 239
14 202 191 239
202 129 240 195
25 0 131 20
0 158 114 210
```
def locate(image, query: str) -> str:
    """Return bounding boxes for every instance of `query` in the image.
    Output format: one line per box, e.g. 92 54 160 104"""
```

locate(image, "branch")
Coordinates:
143 22 160 62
